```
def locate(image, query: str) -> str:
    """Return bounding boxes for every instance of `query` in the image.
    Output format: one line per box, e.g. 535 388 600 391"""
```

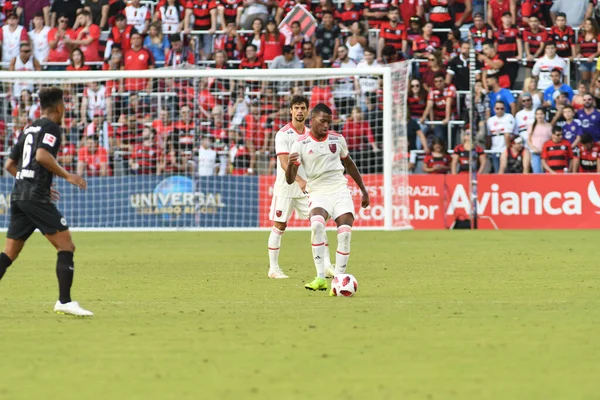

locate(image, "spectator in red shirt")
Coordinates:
130 127 160 175
336 0 363 30
420 72 456 141
77 135 110 177
549 12 576 59
47 14 74 67
377 7 407 62
487 0 515 30
523 14 547 71
105 14 136 59
123 31 154 92
451 130 486 174
165 33 195 67
412 21 441 61
494 11 522 89
153 107 175 149
67 10 101 63
423 137 451 174
421 50 446 91
541 125 574 173
573 133 600 172
57 132 77 173
66 47 91 71
213 20 243 60
576 17 600 82
262 17 285 62
342 106 378 171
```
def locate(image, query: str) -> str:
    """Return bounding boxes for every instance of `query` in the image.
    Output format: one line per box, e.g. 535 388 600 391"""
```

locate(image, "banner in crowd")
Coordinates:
259 174 600 230
0 176 259 228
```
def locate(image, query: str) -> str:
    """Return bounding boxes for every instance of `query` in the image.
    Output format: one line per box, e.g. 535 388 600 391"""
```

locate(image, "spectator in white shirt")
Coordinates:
28 12 50 63
515 92 535 147
532 42 567 91
197 134 218 176
486 101 516 172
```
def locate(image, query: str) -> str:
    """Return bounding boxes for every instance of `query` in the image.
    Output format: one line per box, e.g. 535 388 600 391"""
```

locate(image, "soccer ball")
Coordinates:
331 274 358 297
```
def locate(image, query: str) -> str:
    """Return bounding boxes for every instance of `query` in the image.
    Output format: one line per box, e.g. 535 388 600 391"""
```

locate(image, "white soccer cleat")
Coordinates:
54 301 93 317
325 265 336 278
268 267 289 279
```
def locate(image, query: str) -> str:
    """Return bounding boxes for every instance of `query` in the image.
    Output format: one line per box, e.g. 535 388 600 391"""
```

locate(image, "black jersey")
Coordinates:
9 118 62 203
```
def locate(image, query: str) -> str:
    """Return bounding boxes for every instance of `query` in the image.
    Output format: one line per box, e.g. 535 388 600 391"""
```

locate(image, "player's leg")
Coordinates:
305 193 332 291
23 202 92 316
0 201 35 280
297 195 334 277
331 191 357 277
267 196 293 279
0 239 26 280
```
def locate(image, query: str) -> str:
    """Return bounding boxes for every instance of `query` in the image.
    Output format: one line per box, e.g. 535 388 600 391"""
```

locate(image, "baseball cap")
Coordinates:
512 136 523 144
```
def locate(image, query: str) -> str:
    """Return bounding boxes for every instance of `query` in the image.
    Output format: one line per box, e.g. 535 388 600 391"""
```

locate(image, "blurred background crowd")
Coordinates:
0 0 599 176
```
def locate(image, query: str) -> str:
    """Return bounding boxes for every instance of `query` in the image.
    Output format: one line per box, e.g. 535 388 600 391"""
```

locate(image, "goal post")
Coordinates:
0 65 411 231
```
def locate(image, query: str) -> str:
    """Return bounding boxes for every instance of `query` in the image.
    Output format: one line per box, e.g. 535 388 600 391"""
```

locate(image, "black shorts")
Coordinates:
7 201 68 241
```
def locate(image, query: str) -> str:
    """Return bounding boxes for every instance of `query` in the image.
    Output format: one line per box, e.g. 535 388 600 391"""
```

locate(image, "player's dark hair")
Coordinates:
563 104 574 113
551 68 562 75
545 41 556 48
321 10 333 17
80 10 91 18
170 33 181 43
311 103 333 117
290 95 309 108
388 6 399 13
552 125 563 133
115 13 126 21
246 43 257 52
364 47 376 55
581 133 594 144
39 87 64 111
483 40 495 48
431 137 447 154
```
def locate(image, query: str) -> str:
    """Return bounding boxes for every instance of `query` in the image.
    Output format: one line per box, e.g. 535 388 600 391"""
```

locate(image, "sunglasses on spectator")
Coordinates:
522 98 531 102
495 107 505 110
59 19 67 23
411 84 420 87
21 49 31 53
552 132 562 136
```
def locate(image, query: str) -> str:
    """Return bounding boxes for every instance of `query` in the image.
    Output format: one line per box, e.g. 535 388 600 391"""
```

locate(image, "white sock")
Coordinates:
268 227 284 269
310 215 327 278
312 229 333 268
335 225 352 275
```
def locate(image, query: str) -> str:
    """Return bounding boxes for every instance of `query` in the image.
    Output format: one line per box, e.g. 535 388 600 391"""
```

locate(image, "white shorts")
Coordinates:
308 191 355 220
269 195 310 223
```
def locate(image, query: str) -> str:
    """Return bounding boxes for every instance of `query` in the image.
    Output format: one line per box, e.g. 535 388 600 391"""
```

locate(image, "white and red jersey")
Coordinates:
28 26 50 62
83 85 111 120
158 4 184 33
125 4 151 32
274 122 308 198
427 84 456 120
531 55 567 91
486 113 516 153
0 24 28 63
290 131 349 194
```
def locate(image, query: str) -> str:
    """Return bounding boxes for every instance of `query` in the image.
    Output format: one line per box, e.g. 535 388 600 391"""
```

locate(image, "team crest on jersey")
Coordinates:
329 143 337 153
43 133 57 147
276 210 282 217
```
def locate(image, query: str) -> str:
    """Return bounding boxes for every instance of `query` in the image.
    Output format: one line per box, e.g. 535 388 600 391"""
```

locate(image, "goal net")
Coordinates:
0 65 410 230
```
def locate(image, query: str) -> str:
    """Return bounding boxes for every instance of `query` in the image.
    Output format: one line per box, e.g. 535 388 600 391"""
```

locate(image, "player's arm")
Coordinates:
286 153 300 184
5 158 18 177
36 149 87 189
278 153 307 191
341 155 369 208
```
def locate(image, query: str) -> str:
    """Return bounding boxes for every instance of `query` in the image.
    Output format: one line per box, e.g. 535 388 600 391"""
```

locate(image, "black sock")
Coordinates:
0 252 13 281
56 251 74 304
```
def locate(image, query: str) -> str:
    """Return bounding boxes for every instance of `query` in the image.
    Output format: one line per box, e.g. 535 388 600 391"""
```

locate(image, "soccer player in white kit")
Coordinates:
268 95 334 279
286 103 370 293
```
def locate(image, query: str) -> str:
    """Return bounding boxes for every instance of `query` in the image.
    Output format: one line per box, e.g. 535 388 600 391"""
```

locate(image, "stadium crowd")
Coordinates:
0 0 600 176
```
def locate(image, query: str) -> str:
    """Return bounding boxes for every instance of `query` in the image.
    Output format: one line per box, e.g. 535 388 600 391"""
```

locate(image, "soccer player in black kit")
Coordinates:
0 87 92 316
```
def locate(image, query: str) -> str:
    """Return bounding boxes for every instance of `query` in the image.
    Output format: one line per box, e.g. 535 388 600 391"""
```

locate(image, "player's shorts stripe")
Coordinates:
336 250 350 255
271 228 283 235
312 242 325 246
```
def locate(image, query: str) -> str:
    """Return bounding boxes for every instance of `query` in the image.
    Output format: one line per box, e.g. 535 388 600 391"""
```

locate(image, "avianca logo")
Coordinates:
588 181 600 214
448 183 582 216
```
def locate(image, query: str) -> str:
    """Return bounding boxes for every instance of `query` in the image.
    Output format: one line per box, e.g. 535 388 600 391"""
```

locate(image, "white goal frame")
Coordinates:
0 67 408 231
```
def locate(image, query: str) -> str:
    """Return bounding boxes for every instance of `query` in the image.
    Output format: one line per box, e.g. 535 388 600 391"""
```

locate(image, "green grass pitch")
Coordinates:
1 230 599 400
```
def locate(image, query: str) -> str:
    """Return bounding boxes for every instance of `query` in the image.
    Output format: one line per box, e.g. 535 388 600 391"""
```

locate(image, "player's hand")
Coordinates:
288 152 300 166
297 177 307 193
67 173 87 190
361 192 370 209
50 185 60 202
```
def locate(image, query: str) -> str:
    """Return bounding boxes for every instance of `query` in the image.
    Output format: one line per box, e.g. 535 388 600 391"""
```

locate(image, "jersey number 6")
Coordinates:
22 134 34 168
